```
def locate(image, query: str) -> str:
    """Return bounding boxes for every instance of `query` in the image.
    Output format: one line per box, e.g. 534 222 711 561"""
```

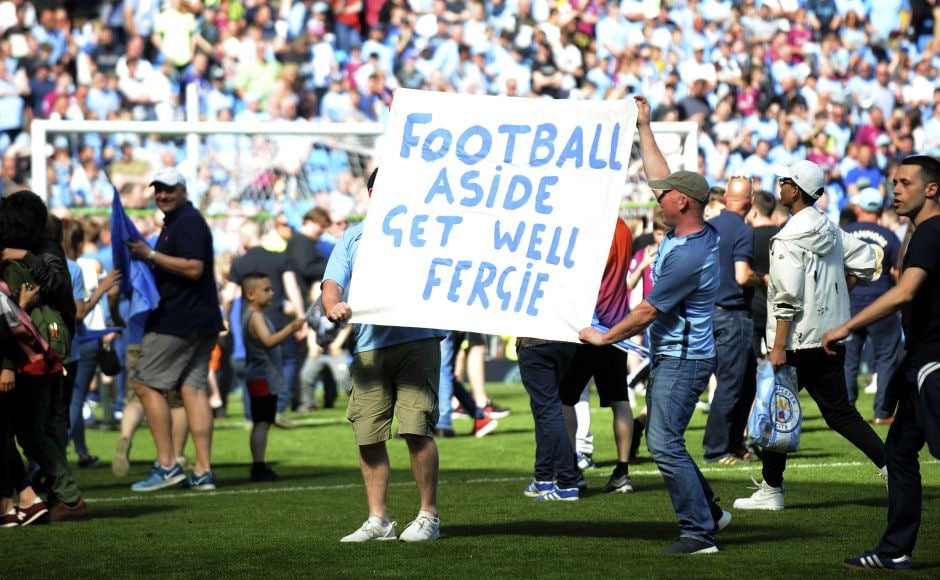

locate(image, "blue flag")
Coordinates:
590 318 650 358
110 191 160 344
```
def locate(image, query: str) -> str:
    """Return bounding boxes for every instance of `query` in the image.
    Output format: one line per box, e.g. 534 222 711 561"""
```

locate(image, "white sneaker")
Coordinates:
879 466 888 489
399 511 440 542
577 453 595 470
733 478 784 510
340 518 397 542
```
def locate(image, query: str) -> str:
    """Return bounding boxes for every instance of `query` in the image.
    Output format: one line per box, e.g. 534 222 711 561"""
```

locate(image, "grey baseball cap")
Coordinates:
648 170 710 203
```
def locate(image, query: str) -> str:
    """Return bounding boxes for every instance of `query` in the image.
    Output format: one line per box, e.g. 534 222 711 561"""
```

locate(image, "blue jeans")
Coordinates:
112 335 127 414
278 337 299 413
646 355 718 543
518 342 579 487
436 331 457 430
845 309 903 419
703 309 756 461
69 339 102 457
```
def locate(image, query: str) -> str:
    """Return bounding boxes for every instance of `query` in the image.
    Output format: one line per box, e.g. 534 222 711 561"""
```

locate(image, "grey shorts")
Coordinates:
135 332 218 392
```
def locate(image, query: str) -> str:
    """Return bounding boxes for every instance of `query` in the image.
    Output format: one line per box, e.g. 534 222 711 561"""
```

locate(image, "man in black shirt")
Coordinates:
746 190 781 357
128 168 224 492
285 207 331 300
824 155 940 572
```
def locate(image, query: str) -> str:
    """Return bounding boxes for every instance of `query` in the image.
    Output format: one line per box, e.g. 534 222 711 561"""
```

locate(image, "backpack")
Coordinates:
1 260 70 371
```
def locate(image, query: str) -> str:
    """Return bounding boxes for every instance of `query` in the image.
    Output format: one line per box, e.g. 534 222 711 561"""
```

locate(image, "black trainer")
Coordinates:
666 537 718 554
602 472 635 493
250 464 280 482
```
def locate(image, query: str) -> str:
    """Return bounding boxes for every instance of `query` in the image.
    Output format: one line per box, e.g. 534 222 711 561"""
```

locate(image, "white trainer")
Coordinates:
340 518 397 542
733 478 784 510
399 511 440 542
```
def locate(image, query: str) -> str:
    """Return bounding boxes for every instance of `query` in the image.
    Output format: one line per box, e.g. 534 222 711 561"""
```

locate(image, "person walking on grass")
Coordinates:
824 155 940 572
323 167 446 543
580 96 730 555
560 217 636 495
241 272 306 482
842 187 904 425
127 168 223 492
702 176 763 466
734 160 885 512
0 191 89 522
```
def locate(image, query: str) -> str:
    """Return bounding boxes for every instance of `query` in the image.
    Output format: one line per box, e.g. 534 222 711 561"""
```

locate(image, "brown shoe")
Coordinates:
872 417 895 426
49 498 90 522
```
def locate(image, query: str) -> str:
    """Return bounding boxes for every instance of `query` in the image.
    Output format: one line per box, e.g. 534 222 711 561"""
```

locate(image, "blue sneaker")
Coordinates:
523 480 554 497
843 552 912 571
536 485 579 501
184 470 217 491
131 462 186 492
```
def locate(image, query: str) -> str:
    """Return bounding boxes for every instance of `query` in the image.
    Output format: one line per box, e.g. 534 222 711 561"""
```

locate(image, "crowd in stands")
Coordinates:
0 0 938 228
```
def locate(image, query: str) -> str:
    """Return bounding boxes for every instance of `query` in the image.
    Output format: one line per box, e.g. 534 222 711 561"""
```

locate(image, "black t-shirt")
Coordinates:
285 234 326 300
228 246 296 330
902 215 940 366
750 224 781 329
148 202 224 337
844 221 901 308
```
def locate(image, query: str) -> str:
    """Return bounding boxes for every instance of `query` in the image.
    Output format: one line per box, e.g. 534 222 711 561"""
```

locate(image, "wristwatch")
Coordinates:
147 250 157 263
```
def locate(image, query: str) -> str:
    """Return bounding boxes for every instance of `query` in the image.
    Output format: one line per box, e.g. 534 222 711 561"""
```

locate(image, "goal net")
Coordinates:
29 118 697 220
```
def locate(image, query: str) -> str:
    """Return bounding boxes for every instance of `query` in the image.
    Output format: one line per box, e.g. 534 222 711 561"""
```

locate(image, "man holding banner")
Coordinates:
325 168 447 543
340 89 635 532
580 97 729 554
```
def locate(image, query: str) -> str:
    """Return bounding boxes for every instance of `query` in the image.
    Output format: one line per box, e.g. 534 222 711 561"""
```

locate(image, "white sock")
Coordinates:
418 509 438 521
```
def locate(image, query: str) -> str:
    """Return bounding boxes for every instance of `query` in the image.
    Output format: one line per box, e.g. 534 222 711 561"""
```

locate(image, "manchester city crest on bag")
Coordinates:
749 361 802 453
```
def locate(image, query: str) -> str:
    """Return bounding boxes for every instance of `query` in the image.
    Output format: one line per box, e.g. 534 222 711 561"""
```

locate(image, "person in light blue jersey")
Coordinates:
580 96 727 555
323 167 446 544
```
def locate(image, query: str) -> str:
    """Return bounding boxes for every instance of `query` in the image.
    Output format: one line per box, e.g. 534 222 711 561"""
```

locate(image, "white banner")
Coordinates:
348 89 635 342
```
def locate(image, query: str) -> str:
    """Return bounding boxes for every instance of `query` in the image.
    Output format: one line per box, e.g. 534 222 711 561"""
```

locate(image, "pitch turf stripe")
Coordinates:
85 459 938 505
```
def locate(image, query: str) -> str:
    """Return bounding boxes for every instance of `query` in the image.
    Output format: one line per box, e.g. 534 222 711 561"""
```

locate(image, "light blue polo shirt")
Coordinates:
323 222 446 354
645 223 720 360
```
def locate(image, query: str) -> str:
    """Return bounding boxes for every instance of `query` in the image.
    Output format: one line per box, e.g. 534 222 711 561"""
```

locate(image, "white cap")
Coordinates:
776 160 825 199
150 167 186 188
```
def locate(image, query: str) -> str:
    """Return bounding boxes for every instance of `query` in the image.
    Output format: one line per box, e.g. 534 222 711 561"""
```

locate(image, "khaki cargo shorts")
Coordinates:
346 338 440 445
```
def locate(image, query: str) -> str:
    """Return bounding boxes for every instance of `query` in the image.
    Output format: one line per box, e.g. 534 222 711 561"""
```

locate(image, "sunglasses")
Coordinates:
778 177 795 187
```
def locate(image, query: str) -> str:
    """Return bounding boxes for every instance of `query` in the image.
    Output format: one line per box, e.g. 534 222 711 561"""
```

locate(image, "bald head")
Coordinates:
724 177 754 214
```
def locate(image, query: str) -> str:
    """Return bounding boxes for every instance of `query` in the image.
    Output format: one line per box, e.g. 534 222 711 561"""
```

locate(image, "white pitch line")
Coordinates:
87 459 938 505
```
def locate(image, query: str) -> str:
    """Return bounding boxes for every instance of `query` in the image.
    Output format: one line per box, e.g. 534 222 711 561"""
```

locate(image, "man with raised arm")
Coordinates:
580 97 728 554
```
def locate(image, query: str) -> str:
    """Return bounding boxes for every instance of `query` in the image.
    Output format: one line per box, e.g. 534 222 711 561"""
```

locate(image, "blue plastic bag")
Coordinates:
748 360 802 453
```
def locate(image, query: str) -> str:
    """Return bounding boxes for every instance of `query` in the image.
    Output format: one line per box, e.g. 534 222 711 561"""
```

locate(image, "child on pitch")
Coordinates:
241 272 306 481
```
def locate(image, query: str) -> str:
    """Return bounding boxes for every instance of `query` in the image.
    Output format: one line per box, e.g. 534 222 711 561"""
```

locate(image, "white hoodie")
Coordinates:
766 207 876 350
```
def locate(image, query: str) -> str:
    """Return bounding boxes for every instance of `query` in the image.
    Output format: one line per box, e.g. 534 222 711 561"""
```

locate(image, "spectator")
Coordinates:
827 155 940 572
126 167 223 492
580 97 728 554
843 188 903 424
323 167 445 543
734 160 885 511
